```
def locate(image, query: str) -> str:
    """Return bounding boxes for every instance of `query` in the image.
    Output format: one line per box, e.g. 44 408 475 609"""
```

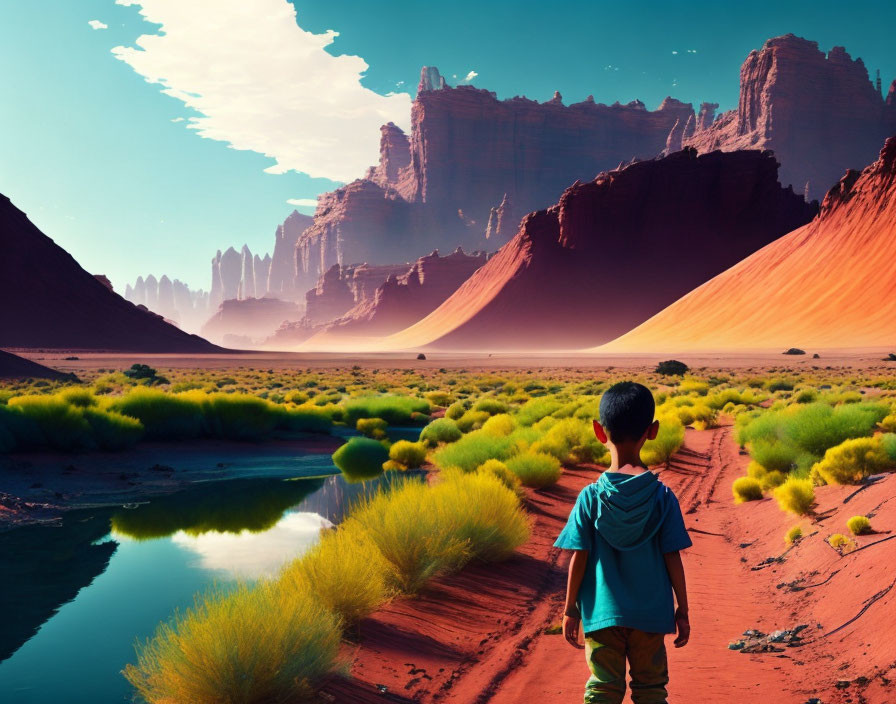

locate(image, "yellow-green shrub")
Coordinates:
506 452 562 488
388 440 428 469
419 417 463 446
785 525 803 544
828 533 855 551
641 416 684 465
476 458 523 495
280 525 389 624
846 515 871 535
124 581 340 704
480 413 516 437
732 476 763 503
773 477 815 515
332 437 389 482
810 436 891 485
356 417 387 439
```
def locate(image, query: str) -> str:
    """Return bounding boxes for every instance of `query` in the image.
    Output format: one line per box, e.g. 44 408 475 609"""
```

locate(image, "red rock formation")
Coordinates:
380 148 817 351
686 34 896 199
0 194 219 351
268 209 312 299
200 297 301 346
602 137 896 351
304 261 410 325
0 350 74 380
321 248 488 338
294 69 695 297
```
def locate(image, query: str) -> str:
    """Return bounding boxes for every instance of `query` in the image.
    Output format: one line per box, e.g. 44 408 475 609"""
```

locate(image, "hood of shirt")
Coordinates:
593 470 672 551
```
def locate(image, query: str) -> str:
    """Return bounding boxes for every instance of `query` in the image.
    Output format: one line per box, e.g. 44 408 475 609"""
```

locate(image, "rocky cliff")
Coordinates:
303 261 412 325
685 34 896 199
268 209 313 298
292 66 695 296
378 148 817 351
0 194 219 351
602 137 896 351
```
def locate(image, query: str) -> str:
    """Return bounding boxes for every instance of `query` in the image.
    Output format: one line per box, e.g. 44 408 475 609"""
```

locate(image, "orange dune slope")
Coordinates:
602 136 896 353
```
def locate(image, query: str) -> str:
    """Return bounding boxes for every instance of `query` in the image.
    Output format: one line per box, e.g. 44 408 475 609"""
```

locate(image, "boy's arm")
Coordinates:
663 551 690 647
562 549 588 649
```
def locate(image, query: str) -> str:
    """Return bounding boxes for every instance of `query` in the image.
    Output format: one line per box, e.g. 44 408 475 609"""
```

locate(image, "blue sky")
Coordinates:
1 0 894 291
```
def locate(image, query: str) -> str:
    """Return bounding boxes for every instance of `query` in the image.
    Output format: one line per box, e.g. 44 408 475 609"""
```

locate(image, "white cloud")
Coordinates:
461 70 478 83
170 116 184 122
286 197 318 207
170 512 332 579
112 0 412 182
672 50 679 55
88 19 108 30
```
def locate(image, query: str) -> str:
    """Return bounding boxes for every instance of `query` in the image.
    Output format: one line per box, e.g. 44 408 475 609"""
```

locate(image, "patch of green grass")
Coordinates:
419 417 463 447
505 452 562 488
343 395 430 426
432 430 514 473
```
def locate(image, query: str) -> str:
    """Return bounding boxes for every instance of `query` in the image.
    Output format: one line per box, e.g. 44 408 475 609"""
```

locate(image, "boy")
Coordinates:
555 381 691 704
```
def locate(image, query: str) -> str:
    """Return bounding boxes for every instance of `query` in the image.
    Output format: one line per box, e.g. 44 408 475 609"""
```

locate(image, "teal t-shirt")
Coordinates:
554 471 691 634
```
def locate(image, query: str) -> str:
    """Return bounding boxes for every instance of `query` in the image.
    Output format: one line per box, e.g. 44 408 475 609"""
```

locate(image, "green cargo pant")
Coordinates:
583 627 669 704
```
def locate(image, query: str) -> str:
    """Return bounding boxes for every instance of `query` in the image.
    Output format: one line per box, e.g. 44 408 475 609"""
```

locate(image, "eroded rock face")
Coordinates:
268 210 312 299
323 248 488 338
200 297 301 347
603 136 896 350
123 275 210 333
380 148 817 351
0 193 218 351
686 34 896 199
293 70 696 300
303 261 411 325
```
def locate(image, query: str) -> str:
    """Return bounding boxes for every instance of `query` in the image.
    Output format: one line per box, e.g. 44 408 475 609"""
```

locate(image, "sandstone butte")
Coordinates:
292 66 694 294
372 148 816 352
0 193 219 352
684 34 896 201
600 135 896 353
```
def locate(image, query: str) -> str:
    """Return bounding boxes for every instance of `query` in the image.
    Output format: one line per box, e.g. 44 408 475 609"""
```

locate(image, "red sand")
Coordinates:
322 424 896 703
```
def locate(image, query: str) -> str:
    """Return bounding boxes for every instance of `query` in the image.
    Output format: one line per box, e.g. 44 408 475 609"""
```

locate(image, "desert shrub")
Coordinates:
879 413 896 433
109 387 205 440
286 390 310 405
356 417 387 439
785 525 803 544
749 439 802 473
332 437 389 482
846 515 871 535
472 398 508 415
655 360 689 376
456 409 490 432
759 469 787 490
480 413 516 437
794 389 818 404
515 397 563 426
506 452 562 488
424 391 453 407
197 393 286 440
773 477 815 515
641 416 685 466
433 471 530 561
732 476 763 503
828 533 855 551
476 458 522 495
388 440 428 469
123 363 169 385
349 480 469 593
678 378 709 396
810 436 892 485
419 418 463 447
342 395 429 426
7 395 93 451
706 388 765 410
82 407 144 450
124 582 340 704
432 430 514 473
766 378 795 392
445 401 467 420
280 524 389 624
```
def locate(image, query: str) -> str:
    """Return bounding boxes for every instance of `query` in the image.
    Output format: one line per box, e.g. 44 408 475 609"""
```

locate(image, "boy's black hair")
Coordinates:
599 381 655 443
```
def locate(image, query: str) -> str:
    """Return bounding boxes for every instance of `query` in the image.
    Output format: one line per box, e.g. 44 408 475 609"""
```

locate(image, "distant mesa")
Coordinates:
684 34 896 200
0 349 75 381
378 148 816 351
0 194 219 352
602 136 896 351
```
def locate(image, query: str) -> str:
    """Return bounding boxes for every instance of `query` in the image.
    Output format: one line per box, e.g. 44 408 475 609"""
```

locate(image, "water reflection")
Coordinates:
169 512 333 579
110 476 326 540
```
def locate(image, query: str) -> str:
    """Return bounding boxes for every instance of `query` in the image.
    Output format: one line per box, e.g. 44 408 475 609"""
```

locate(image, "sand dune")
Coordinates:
602 137 896 352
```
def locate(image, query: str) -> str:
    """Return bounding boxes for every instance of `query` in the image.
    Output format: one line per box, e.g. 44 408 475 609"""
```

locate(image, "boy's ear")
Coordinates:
593 420 608 443
645 419 660 441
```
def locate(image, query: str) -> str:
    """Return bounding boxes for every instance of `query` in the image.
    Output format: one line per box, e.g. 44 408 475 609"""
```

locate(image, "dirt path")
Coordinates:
328 425 896 703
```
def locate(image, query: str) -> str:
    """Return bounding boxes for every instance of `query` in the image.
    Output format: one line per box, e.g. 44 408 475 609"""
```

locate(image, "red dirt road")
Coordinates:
324 425 896 703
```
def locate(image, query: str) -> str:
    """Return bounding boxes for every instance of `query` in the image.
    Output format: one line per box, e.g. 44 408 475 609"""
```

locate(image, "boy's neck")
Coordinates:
606 443 647 473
